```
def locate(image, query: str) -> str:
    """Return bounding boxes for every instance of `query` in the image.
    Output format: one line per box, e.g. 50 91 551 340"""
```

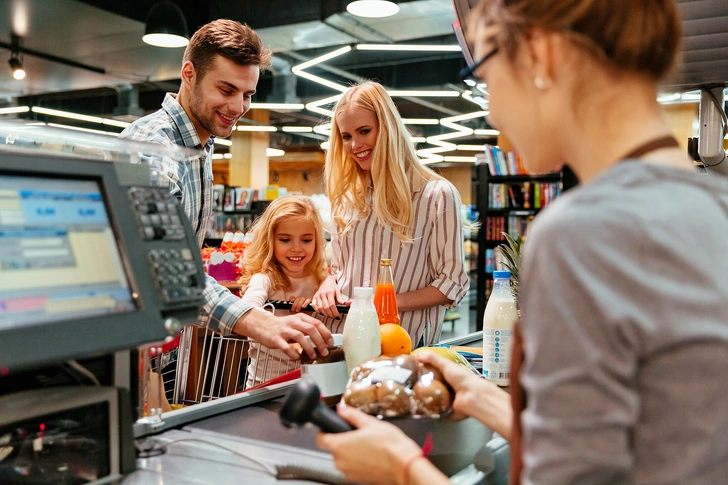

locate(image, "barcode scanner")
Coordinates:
280 377 354 433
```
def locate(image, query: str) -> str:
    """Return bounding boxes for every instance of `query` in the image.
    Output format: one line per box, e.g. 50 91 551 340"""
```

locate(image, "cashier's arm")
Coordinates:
233 307 333 360
318 406 451 485
396 286 452 312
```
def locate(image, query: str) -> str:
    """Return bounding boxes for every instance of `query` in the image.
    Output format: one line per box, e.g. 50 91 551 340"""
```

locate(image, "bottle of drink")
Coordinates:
374 259 400 325
221 231 234 251
232 231 244 251
482 270 518 386
343 287 382 374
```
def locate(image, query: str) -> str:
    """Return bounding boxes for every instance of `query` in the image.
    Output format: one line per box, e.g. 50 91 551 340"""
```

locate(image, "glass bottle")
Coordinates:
482 270 518 386
374 259 400 325
343 287 382 373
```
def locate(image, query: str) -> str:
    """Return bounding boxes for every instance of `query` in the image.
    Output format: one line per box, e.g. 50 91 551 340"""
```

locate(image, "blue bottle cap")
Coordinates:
493 270 511 279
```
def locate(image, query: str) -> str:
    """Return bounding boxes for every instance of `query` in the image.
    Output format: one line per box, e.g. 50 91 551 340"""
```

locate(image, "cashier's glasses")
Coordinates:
460 46 499 92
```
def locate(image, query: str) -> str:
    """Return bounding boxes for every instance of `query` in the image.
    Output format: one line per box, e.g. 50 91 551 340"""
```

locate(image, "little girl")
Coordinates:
239 195 330 388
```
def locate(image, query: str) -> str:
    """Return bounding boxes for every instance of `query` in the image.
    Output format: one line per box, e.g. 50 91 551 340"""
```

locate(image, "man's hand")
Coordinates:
234 307 333 360
311 274 346 318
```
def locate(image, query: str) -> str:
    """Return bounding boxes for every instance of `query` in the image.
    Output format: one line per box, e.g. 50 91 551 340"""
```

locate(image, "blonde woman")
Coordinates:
312 81 470 346
318 1 728 484
239 196 330 387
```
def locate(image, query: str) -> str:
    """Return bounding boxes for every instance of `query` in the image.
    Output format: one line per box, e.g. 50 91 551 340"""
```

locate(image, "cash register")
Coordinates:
0 121 206 484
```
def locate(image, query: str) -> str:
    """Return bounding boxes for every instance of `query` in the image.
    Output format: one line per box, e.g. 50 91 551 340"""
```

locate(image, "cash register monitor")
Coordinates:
0 174 136 330
0 151 205 370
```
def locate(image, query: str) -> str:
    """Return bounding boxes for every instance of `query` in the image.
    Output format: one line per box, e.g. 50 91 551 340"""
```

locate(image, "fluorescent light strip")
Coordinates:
266 148 285 157
440 111 488 124
306 94 343 117
292 46 352 93
212 153 224 160
102 118 131 128
47 123 117 137
234 125 278 132
293 46 352 72
410 136 426 143
250 103 305 110
402 118 439 125
320 141 330 150
474 129 500 136
282 126 314 133
0 106 30 115
314 123 332 136
32 106 103 124
214 139 233 146
224 153 232 159
457 144 488 151
388 90 461 97
462 91 488 108
443 156 477 163
356 44 461 52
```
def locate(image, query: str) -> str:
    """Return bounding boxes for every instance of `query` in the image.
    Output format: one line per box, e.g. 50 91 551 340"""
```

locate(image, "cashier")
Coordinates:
318 0 728 484
121 19 332 360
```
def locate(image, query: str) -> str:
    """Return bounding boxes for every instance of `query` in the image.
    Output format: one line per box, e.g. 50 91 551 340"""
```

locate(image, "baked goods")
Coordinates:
341 355 452 418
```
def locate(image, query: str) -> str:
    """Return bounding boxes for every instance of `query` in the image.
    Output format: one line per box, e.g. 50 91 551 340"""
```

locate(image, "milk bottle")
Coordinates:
343 287 381 374
482 270 518 386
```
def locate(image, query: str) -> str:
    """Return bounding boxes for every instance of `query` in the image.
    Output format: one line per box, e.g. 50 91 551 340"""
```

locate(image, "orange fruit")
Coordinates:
380 323 412 356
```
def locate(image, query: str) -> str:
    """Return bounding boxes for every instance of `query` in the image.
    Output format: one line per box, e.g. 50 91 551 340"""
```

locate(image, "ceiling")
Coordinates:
0 0 726 158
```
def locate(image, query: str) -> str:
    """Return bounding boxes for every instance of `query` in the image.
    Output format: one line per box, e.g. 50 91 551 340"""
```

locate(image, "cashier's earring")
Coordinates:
534 76 552 90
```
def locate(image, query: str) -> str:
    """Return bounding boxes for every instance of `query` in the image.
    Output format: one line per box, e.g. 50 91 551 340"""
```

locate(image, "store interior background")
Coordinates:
1 0 727 339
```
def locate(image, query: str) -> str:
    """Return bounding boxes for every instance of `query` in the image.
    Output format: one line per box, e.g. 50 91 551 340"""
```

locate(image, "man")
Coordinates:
121 20 331 360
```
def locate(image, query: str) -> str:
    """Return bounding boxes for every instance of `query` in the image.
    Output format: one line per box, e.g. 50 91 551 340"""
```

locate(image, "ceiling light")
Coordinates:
0 106 29 115
457 145 487 151
223 153 232 159
356 44 460 52
346 0 400 18
143 0 189 48
474 129 500 136
31 106 103 123
8 34 25 80
320 141 330 150
9 57 24 80
282 126 314 133
212 154 224 160
443 156 477 163
250 103 305 110
234 125 277 132
214 139 233 146
402 118 439 125
410 136 426 143
266 148 285 157
387 90 461 97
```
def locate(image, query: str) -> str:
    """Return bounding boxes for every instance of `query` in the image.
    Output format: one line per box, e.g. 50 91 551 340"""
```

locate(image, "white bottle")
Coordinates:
343 287 381 374
483 271 519 386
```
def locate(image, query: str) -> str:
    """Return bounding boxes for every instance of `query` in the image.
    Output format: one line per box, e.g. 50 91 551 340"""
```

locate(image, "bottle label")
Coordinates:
483 328 513 381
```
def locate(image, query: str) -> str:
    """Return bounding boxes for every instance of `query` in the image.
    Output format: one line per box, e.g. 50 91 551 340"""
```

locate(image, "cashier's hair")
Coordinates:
326 81 445 243
239 196 327 292
466 0 682 81
183 19 272 80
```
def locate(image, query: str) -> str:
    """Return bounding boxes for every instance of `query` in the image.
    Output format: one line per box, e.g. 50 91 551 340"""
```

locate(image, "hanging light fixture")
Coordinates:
346 0 400 18
142 0 189 48
8 34 25 80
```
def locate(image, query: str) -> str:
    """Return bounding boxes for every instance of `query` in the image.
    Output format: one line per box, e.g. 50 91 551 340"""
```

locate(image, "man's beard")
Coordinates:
190 84 235 139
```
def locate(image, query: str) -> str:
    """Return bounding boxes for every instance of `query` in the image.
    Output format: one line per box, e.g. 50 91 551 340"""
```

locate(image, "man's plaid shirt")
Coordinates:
120 93 253 335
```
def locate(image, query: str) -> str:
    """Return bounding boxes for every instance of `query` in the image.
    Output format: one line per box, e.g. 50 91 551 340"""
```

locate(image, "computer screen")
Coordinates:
0 174 135 331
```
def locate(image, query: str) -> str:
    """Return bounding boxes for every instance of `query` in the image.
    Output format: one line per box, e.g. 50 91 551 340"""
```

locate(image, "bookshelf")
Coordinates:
473 161 577 329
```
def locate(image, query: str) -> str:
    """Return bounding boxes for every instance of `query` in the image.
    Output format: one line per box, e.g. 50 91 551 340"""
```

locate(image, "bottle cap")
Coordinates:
353 287 374 297
222 231 234 242
380 259 392 266
493 270 511 279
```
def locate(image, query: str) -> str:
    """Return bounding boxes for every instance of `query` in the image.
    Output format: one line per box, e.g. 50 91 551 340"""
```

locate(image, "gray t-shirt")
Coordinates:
519 161 728 485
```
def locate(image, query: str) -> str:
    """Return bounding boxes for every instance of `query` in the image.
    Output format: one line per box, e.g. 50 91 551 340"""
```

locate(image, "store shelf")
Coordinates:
484 173 560 182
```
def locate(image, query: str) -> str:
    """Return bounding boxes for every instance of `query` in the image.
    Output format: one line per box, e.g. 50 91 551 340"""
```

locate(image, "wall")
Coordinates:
434 165 472 205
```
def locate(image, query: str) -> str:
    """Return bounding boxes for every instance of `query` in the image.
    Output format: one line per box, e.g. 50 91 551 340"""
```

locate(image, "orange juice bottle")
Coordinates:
374 258 400 325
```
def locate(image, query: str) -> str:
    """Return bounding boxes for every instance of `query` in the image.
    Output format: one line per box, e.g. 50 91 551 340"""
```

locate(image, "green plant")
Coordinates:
497 232 524 303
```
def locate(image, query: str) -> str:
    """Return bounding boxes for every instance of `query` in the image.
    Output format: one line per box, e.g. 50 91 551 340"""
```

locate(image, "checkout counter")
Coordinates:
0 122 507 485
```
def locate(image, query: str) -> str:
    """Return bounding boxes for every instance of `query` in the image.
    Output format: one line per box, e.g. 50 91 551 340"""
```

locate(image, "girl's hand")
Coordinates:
312 274 346 318
289 296 312 314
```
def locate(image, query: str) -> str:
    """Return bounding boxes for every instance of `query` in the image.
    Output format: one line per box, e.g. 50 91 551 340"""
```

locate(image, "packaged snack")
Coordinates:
340 355 452 418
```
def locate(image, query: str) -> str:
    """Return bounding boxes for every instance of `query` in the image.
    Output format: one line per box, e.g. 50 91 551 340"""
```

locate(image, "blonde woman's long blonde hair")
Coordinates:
325 81 444 242
239 195 328 292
